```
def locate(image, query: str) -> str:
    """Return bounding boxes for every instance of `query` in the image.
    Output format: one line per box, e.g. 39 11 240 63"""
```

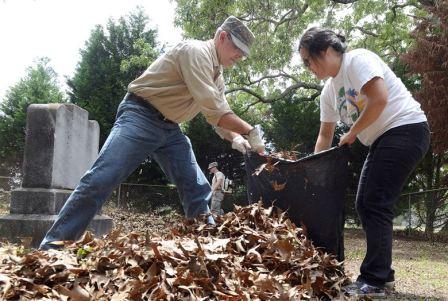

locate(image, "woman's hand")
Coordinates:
338 130 357 146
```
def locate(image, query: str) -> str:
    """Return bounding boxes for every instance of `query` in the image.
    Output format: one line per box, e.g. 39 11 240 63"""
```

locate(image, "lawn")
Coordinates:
343 228 448 300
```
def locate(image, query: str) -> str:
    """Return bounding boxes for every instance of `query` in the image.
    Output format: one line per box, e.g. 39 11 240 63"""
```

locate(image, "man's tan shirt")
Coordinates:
128 39 233 127
212 171 225 191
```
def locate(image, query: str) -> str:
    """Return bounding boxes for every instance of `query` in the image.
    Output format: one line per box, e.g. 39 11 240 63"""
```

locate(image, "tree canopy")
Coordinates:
67 7 161 144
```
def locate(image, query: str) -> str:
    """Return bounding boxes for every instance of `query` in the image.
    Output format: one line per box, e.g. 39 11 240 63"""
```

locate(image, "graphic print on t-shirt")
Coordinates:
336 87 366 126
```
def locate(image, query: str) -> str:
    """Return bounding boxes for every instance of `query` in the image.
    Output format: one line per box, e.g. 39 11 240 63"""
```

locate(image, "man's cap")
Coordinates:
208 162 218 169
220 15 255 56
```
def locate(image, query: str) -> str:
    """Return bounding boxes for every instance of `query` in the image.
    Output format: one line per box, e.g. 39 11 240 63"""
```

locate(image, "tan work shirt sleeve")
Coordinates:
213 76 234 139
177 47 233 126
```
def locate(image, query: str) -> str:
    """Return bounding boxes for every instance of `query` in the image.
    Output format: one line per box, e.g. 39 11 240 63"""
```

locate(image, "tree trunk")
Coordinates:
424 197 436 236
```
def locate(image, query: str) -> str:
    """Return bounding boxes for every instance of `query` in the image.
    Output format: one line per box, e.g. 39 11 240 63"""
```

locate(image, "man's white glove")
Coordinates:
247 127 265 154
232 135 251 154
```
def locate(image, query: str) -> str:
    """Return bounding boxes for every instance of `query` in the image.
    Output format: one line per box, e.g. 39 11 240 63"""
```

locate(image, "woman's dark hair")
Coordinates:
299 27 347 59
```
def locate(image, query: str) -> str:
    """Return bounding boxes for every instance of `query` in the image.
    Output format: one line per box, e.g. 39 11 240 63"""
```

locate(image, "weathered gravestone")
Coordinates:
0 103 113 247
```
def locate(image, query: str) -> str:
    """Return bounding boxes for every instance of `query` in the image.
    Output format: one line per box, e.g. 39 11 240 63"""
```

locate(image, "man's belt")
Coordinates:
124 92 176 124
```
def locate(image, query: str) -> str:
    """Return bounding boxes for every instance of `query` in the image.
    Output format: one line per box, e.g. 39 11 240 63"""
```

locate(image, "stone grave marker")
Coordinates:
0 103 113 247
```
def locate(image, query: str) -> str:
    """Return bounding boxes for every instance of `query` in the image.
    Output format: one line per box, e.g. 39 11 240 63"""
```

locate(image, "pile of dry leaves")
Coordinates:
0 203 349 300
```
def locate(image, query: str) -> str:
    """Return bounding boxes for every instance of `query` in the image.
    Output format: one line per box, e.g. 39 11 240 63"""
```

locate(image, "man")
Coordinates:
208 162 226 215
40 16 265 250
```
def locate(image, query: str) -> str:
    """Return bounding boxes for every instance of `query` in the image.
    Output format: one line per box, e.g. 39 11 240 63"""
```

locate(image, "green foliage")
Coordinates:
118 184 182 212
337 0 417 63
77 245 94 259
264 97 320 155
222 184 248 212
128 159 170 185
67 7 160 144
0 57 65 162
183 115 239 172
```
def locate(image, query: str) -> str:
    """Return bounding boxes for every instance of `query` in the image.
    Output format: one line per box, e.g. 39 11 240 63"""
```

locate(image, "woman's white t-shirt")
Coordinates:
320 49 427 146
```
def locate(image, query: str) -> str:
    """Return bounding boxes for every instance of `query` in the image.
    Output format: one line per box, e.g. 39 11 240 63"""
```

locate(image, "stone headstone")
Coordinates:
22 103 99 189
0 103 113 247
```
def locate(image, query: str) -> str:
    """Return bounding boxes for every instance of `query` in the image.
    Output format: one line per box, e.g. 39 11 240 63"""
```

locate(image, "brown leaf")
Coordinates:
56 282 90 301
19 237 33 249
96 257 118 272
253 163 267 176
271 180 287 191
77 231 94 245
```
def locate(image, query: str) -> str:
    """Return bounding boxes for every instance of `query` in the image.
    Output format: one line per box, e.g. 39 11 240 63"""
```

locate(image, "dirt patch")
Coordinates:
344 228 448 300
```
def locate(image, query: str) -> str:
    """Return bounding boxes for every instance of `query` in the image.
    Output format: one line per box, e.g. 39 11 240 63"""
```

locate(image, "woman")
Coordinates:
298 27 430 297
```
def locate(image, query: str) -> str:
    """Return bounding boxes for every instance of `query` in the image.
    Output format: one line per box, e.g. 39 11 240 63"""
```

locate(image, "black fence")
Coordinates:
346 187 448 234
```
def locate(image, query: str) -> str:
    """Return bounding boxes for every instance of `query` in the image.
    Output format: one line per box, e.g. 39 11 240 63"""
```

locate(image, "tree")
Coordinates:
0 57 65 169
265 96 320 155
67 7 168 185
67 7 160 144
401 0 448 235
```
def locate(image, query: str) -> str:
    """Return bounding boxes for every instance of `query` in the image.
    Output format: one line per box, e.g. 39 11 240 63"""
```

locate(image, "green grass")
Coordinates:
344 228 448 300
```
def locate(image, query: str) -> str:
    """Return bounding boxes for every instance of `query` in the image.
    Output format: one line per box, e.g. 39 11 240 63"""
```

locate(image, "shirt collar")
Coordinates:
333 52 345 80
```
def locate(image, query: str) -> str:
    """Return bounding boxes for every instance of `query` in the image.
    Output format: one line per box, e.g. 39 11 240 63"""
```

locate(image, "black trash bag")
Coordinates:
245 146 350 261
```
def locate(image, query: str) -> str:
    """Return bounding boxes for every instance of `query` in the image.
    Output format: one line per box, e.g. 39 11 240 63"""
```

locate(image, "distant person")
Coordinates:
208 162 225 215
299 27 430 297
40 16 265 250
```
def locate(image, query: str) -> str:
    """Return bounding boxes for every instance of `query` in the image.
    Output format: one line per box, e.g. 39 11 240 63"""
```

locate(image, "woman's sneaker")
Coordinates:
343 280 386 298
356 282 386 298
343 281 361 295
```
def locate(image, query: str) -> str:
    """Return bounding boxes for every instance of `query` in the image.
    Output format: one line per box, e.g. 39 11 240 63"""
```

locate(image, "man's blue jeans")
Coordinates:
356 122 430 288
40 95 213 249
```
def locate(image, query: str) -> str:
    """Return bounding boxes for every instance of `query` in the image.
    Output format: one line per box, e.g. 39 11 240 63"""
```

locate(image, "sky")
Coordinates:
0 0 183 101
